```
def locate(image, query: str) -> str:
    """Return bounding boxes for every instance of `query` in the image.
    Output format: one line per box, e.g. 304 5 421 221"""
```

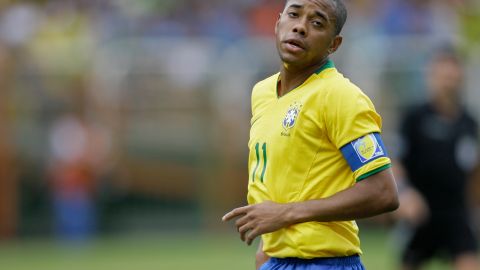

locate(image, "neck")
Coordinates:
431 93 460 119
278 59 330 97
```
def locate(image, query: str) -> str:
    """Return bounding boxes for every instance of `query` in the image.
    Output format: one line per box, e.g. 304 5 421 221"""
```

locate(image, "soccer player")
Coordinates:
397 47 479 270
222 0 399 269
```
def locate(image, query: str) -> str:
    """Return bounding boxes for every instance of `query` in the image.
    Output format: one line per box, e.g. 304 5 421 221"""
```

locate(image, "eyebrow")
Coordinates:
288 4 303 9
315 11 328 22
287 3 329 22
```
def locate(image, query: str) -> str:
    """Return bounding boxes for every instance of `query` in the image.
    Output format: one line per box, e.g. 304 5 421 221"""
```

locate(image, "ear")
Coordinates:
328 35 343 55
275 13 281 35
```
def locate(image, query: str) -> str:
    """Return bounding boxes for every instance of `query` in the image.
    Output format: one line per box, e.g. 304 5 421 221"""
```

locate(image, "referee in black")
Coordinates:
397 46 480 270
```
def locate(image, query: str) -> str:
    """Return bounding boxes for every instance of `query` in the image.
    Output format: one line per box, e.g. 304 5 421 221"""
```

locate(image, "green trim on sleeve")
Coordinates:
356 164 392 182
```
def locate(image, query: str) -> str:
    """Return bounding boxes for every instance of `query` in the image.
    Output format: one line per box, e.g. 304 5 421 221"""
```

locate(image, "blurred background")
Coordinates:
0 0 479 269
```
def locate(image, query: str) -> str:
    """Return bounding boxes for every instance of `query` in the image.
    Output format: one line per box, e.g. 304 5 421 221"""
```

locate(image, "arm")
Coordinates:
223 168 399 245
256 240 270 270
392 161 429 226
289 168 398 222
468 164 480 209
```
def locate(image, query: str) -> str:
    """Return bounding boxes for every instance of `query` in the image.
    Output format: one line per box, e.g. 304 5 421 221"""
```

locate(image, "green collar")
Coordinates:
314 59 335 75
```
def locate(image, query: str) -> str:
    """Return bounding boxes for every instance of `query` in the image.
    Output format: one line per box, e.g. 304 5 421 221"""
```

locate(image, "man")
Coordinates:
223 0 399 269
397 47 479 270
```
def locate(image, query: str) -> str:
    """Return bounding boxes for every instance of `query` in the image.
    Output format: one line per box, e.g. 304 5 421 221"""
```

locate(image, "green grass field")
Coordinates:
0 227 452 270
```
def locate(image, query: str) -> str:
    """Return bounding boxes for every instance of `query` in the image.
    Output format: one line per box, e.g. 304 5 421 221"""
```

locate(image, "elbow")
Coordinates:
358 168 400 216
385 194 400 212
380 189 399 213
375 169 400 213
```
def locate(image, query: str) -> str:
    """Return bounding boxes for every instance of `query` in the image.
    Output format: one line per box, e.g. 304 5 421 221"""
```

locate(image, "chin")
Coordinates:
279 54 303 66
282 59 314 72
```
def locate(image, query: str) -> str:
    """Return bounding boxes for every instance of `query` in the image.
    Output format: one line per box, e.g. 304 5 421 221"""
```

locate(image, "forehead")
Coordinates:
431 56 461 70
285 0 336 15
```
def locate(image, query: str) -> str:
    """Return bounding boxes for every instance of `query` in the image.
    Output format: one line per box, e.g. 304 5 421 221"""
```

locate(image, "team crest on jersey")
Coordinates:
352 134 384 163
281 102 302 136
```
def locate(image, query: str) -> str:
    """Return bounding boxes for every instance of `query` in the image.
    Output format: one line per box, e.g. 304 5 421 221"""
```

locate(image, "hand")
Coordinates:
222 201 293 245
396 188 429 226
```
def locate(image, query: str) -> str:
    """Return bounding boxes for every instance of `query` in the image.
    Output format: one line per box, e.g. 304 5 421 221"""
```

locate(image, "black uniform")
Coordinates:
400 103 478 265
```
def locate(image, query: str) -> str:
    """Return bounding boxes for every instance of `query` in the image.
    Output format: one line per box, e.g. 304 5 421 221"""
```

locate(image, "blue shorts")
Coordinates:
259 255 365 270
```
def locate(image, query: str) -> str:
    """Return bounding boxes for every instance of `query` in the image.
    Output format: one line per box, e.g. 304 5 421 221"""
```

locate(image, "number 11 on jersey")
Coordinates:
251 142 267 182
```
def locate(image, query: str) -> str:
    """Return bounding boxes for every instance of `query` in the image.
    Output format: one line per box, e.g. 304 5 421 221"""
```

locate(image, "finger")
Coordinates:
222 205 250 222
238 223 252 242
235 215 250 230
246 229 261 246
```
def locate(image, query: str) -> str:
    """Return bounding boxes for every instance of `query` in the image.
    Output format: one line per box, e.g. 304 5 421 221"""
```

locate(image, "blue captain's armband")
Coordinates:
340 133 388 172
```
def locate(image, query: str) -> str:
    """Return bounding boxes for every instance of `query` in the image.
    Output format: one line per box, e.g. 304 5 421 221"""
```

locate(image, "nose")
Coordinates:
292 20 307 36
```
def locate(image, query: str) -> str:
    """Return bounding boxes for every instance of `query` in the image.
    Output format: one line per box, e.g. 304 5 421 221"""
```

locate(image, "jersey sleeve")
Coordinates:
339 133 391 181
324 82 391 181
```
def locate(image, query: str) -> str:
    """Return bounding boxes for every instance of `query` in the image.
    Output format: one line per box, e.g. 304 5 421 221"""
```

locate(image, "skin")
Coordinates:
223 0 399 268
428 55 464 119
275 0 343 97
223 170 399 245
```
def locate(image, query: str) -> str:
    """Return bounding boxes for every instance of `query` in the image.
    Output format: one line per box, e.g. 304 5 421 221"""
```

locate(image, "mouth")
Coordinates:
284 39 306 51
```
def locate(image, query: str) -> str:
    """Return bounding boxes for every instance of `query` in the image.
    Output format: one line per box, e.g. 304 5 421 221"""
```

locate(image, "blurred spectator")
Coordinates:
343 0 381 37
247 0 283 37
196 1 247 43
0 2 41 48
26 0 94 78
395 46 479 270
48 113 110 241
379 0 435 36
370 0 465 112
378 0 460 42
139 1 190 37
459 1 480 52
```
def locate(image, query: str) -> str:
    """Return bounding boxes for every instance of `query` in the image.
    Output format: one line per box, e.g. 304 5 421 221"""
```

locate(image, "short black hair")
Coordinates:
284 0 347 35
430 43 462 65
330 0 347 35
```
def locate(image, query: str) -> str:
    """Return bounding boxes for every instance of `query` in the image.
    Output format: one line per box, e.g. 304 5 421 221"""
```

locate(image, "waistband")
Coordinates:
269 254 361 266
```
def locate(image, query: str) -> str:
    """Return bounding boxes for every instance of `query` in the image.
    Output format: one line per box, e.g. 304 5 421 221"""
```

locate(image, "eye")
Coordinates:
287 12 298 18
312 20 324 27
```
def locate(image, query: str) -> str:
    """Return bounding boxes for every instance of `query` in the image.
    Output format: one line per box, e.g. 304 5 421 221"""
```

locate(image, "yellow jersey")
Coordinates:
247 60 391 259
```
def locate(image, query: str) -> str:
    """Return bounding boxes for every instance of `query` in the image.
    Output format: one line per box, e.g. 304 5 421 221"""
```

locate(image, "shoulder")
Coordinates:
320 70 375 110
252 73 278 97
460 108 479 138
251 73 278 115
401 103 431 122
461 107 478 127
318 70 384 147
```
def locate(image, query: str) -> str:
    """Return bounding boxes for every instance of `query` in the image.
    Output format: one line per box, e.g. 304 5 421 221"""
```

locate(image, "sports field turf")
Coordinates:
0 227 452 270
